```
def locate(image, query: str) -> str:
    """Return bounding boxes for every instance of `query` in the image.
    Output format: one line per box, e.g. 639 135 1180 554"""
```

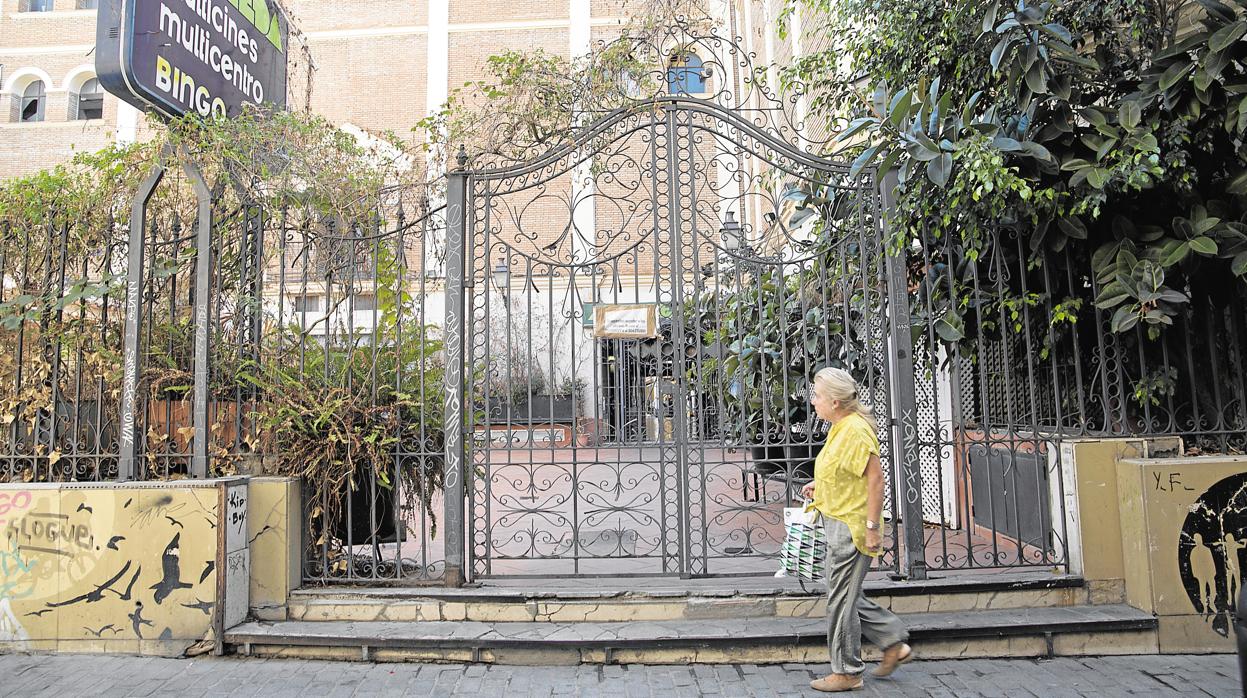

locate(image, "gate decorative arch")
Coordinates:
439 18 926 582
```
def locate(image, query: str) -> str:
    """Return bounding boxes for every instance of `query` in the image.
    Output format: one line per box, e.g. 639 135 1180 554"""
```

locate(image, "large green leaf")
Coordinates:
1228 169 1247 196
1159 60 1193 91
927 152 953 187
1160 240 1191 267
982 2 1000 33
1233 251 1247 276
1118 100 1142 129
1189 236 1219 254
1024 63 1047 95
1110 306 1140 333
888 89 913 128
1095 282 1132 309
1209 20 1246 52
850 144 885 178
934 313 965 342
1155 31 1211 60
1058 216 1088 239
990 36 1014 71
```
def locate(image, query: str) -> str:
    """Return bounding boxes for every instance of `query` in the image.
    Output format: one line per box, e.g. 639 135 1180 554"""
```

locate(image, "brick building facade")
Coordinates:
0 0 814 178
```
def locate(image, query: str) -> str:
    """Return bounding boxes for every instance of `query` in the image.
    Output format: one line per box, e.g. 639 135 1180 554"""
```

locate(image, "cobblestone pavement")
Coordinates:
0 653 1238 697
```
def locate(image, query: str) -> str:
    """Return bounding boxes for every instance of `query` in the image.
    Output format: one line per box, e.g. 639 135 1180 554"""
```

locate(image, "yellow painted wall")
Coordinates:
1065 437 1182 582
0 479 254 656
247 477 300 621
0 477 301 657
1118 456 1247 653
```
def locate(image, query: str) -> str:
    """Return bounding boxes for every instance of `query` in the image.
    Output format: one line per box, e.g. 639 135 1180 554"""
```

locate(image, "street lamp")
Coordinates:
720 211 742 252
491 258 510 297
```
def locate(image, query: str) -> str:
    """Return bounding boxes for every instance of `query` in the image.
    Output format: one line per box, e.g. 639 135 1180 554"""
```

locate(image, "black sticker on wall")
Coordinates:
1177 472 1247 637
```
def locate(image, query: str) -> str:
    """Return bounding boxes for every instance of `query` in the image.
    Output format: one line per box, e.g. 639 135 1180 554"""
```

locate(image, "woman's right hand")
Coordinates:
800 482 815 500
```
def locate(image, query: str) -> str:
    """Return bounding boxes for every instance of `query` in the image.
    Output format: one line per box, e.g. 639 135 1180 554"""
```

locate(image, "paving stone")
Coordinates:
0 653 1239 696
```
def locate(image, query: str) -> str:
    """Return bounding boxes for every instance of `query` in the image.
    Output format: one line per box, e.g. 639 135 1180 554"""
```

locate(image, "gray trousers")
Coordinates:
824 517 908 675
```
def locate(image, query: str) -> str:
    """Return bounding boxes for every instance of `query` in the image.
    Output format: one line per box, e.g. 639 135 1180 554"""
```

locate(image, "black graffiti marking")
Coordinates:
199 561 215 584
248 525 274 546
129 603 153 639
76 503 93 514
123 498 133 508
158 627 173 641
165 515 184 529
147 494 174 509
11 513 94 554
84 624 121 638
25 609 52 618
117 565 141 602
1178 473 1247 637
46 560 133 608
150 533 192 604
132 495 183 527
106 536 125 550
181 599 214 615
1154 471 1197 492
228 490 246 536
19 545 67 557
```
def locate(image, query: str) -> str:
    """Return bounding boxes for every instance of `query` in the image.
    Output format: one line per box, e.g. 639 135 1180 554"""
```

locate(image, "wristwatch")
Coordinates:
865 520 880 531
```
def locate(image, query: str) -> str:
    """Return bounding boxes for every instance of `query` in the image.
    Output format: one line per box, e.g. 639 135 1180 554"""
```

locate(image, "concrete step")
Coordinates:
226 604 1158 665
284 573 1120 623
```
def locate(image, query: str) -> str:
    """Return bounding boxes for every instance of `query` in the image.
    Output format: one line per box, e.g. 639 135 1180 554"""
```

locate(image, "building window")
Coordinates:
352 295 377 312
293 294 321 313
19 0 55 11
78 0 99 8
666 51 706 95
19 81 46 123
72 78 104 120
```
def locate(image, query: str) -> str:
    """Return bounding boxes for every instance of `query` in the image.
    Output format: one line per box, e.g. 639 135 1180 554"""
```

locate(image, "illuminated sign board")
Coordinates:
96 0 288 119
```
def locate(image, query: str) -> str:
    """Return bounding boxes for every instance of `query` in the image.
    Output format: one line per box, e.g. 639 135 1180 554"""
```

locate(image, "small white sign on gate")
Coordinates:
594 304 657 338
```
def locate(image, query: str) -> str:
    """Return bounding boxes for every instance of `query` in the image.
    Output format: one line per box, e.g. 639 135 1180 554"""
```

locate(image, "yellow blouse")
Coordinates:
811 412 880 557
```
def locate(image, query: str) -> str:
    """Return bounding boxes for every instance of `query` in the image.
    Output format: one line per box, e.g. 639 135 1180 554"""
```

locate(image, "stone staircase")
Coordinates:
224 573 1158 664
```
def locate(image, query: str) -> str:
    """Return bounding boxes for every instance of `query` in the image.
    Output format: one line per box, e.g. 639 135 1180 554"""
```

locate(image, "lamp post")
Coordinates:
720 211 742 252
491 258 510 298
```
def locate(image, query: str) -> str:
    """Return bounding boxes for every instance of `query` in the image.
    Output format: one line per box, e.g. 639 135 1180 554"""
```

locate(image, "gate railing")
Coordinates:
4 160 1243 586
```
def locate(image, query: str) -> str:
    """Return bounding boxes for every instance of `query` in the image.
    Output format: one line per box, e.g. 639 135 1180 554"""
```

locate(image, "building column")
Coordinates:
789 3 807 146
115 102 139 145
427 0 449 157
569 0 599 422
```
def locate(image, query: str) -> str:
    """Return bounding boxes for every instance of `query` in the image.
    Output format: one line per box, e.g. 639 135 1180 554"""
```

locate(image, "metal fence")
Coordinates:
3 22 1244 586
2 169 1244 584
0 164 452 584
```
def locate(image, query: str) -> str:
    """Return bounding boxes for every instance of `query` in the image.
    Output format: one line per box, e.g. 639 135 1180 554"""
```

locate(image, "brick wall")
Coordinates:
0 0 800 210
450 0 566 24
0 0 95 51
448 26 570 93
304 33 429 137
287 0 427 33
0 119 113 177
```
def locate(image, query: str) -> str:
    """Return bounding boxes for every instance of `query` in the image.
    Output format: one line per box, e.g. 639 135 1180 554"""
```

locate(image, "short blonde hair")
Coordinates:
813 367 878 431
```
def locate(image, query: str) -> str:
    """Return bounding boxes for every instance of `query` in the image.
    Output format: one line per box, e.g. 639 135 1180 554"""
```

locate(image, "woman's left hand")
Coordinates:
865 528 882 553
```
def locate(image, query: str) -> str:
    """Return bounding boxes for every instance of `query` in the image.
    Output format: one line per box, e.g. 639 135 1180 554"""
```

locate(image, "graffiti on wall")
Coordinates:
1178 472 1247 637
0 485 220 652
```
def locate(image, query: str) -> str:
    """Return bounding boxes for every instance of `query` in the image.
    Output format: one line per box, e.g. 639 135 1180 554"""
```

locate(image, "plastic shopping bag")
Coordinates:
778 500 826 589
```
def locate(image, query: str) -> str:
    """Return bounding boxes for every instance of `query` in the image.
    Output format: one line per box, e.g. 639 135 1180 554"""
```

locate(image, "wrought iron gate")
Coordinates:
437 25 920 580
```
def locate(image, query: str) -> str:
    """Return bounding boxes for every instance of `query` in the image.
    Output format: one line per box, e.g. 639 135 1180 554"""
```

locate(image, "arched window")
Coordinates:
19 0 54 11
666 51 706 95
18 81 46 123
72 78 104 120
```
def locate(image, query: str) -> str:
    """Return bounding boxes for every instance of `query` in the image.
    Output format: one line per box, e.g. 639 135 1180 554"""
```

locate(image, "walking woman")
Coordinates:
800 367 912 692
